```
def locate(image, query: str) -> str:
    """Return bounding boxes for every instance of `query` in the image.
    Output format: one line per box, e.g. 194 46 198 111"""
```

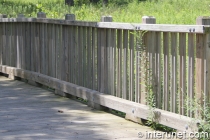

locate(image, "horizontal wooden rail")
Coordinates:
0 18 206 33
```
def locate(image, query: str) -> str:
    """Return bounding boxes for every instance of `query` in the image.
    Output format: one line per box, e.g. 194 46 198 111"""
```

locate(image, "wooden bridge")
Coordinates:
1 12 210 137
0 75 155 139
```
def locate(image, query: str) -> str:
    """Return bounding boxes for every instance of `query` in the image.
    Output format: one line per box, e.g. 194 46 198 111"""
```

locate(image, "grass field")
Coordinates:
0 0 210 24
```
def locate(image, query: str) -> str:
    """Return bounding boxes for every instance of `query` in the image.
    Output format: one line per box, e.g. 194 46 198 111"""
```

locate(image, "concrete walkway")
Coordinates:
0 76 163 140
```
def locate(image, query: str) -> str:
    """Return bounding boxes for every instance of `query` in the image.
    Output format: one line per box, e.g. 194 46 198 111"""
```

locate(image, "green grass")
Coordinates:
0 0 210 24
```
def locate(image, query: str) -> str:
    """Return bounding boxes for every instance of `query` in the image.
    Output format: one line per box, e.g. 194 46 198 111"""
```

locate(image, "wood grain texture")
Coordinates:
163 32 169 111
187 33 195 117
171 32 178 113
0 65 198 132
179 33 186 115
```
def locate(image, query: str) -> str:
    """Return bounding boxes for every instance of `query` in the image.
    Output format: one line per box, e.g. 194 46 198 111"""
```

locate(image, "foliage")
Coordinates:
186 95 210 140
0 0 210 24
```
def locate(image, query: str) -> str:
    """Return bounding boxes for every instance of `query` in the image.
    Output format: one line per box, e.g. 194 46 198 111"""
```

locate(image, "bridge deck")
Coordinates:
0 76 154 140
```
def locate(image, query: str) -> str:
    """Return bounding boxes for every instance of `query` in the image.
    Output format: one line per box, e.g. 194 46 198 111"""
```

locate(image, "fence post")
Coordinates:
140 16 156 104
125 16 157 124
65 14 75 21
17 14 25 18
87 16 113 111
0 14 7 18
142 16 156 24
37 12 46 18
196 16 210 117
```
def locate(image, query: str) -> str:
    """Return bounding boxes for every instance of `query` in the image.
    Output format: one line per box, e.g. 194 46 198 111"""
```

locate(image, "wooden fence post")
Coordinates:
17 14 25 18
140 16 156 105
87 16 113 111
37 12 46 18
196 16 210 117
142 16 156 24
126 16 156 124
65 14 75 21
0 14 7 18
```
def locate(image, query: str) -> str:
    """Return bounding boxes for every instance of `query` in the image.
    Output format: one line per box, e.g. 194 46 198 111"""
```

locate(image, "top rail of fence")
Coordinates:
0 17 207 33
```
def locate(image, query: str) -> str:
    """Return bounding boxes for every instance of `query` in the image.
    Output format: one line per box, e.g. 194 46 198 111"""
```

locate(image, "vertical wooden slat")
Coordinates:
87 27 92 89
92 28 97 90
45 24 48 76
163 32 170 111
179 33 186 115
51 24 56 78
10 23 14 67
16 23 22 69
195 34 205 115
78 26 83 86
129 31 134 101
83 27 87 87
35 23 40 73
25 23 31 70
73 26 79 84
30 23 35 71
40 23 45 74
48 24 52 76
117 30 122 98
107 28 112 94
62 25 69 81
2 23 6 66
122 30 128 99
205 33 210 114
155 32 162 109
100 28 106 93
140 31 150 104
69 26 74 83
21 23 25 70
136 31 141 103
111 29 116 96
187 33 195 117
0 23 2 65
55 25 60 79
171 32 178 113
6 23 10 66
149 32 156 105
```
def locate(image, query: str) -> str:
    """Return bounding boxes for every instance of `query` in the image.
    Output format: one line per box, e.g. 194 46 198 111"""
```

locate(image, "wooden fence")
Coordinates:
1 13 210 131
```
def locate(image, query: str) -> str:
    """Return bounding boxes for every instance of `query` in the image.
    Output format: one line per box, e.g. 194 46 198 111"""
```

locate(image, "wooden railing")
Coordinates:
1 13 210 131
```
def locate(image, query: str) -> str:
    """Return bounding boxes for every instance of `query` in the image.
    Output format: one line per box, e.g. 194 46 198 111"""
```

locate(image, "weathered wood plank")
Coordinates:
34 23 40 73
136 31 141 103
111 29 116 96
100 29 106 93
155 32 162 109
107 28 112 95
129 31 134 101
122 30 128 99
92 28 97 90
83 27 87 88
171 32 178 113
78 26 83 86
195 34 205 116
179 33 187 115
0 18 206 33
62 25 69 82
117 30 122 98
87 27 92 89
44 23 48 76
187 33 195 117
163 32 170 111
16 23 22 69
30 23 35 71
0 23 2 65
25 23 31 71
